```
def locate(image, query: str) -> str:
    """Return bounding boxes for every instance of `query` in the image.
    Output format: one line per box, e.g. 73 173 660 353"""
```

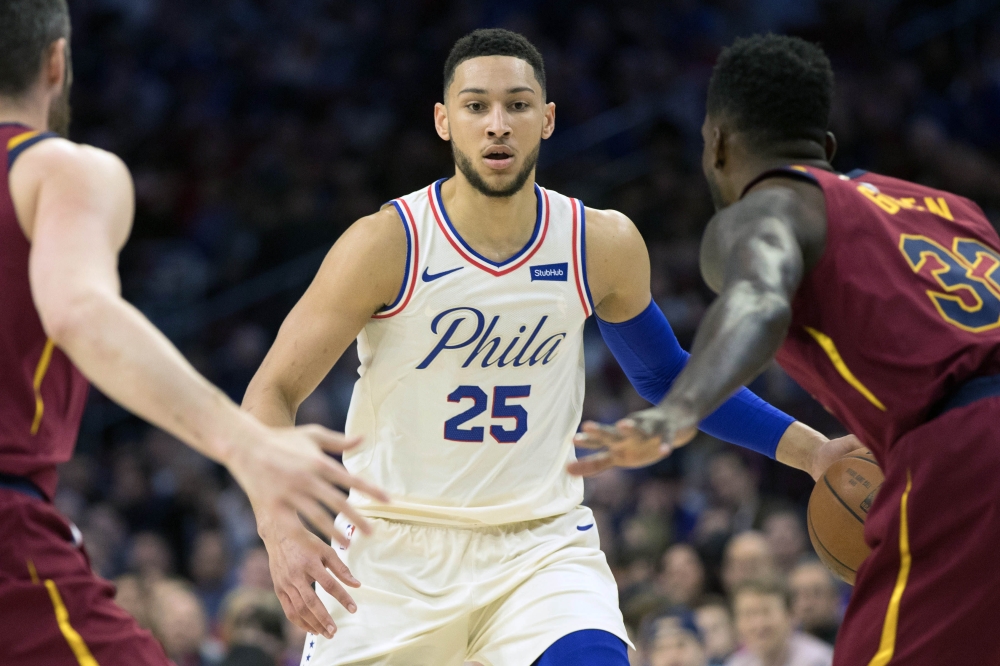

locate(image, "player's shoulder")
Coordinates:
343 205 409 248
12 137 130 184
583 206 646 259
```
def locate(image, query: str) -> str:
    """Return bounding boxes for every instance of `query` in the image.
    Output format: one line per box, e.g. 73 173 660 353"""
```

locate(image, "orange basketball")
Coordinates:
807 447 884 585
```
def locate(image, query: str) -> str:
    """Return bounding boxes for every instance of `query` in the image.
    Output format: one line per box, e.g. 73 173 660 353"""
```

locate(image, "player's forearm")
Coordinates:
658 280 792 424
46 290 263 465
242 373 299 429
774 421 827 475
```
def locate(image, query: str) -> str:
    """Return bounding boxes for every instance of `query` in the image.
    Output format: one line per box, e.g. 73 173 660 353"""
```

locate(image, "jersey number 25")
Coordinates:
445 385 530 443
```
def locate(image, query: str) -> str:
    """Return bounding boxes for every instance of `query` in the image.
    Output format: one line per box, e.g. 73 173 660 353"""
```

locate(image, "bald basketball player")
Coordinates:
0 2 386 664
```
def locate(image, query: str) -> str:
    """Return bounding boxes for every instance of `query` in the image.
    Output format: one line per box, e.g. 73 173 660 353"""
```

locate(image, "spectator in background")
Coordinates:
693 596 737 666
721 532 778 596
128 531 175 581
190 529 233 621
707 452 763 533
762 510 808 574
788 562 841 646
237 544 273 590
644 609 709 666
148 578 209 666
726 579 832 666
218 587 286 666
659 544 707 608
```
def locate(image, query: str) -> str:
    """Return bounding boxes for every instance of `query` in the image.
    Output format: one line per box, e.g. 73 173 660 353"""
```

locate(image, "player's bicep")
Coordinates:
19 144 134 330
246 210 407 411
587 208 653 323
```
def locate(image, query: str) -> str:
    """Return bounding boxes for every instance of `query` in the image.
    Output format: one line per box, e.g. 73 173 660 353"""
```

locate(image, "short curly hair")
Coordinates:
443 29 546 98
707 34 833 147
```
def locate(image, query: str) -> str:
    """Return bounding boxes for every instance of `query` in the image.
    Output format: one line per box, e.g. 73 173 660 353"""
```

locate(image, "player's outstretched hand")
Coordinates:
567 405 698 477
258 506 361 639
227 423 390 546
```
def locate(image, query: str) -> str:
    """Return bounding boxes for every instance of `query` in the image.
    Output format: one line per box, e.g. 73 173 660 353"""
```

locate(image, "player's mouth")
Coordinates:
482 145 515 170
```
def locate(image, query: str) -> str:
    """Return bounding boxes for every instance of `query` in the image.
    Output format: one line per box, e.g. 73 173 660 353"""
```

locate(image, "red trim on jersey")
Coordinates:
571 199 593 317
428 184 550 277
372 198 420 319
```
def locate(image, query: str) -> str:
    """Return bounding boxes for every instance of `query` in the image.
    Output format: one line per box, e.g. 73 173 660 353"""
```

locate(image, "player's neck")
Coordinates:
440 173 539 263
0 93 49 133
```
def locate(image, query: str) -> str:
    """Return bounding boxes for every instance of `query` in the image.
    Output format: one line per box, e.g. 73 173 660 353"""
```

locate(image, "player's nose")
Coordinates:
485 105 511 137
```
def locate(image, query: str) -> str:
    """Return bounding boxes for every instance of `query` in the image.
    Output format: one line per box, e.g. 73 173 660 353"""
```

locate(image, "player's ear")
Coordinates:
824 131 838 163
44 38 68 92
434 102 450 141
541 102 555 140
712 126 726 170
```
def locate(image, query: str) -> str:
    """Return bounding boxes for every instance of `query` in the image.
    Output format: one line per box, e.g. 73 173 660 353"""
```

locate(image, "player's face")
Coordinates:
436 56 555 198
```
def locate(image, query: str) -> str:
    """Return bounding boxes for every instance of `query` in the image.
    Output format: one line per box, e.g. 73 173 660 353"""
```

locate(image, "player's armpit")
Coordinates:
242 207 408 427
584 208 652 323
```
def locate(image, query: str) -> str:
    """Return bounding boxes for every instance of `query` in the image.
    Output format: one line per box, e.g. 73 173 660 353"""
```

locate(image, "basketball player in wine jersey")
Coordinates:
579 35 1000 664
244 30 856 666
0 2 387 663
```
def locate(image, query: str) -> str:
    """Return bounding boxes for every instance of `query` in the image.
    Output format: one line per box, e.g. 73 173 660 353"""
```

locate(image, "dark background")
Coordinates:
55 1 1000 664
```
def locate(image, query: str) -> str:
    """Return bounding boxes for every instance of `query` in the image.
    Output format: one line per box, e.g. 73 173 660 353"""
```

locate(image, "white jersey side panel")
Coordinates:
344 180 594 525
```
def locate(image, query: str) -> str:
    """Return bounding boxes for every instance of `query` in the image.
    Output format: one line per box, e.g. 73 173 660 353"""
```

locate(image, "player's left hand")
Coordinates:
567 405 699 477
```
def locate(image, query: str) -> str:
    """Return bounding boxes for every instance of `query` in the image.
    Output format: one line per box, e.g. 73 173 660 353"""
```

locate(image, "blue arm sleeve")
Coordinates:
596 300 794 459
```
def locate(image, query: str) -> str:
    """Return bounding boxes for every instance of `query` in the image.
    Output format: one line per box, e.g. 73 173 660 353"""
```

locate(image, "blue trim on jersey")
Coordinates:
533 630 628 666
579 202 596 313
434 178 543 268
845 168 868 179
8 131 59 170
377 201 412 313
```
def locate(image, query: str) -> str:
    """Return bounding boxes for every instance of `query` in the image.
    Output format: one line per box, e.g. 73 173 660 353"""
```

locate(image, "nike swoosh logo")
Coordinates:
577 523 594 531
422 266 464 282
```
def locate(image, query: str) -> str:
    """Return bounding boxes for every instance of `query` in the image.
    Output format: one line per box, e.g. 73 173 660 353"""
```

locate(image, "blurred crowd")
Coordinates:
54 0 1000 664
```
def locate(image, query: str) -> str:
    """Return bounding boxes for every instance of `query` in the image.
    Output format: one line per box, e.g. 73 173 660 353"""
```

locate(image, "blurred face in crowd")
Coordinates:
789 562 841 630
695 604 737 662
722 532 777 594
436 56 555 198
763 511 807 572
708 454 756 506
648 630 708 666
660 544 706 606
733 590 794 662
149 581 207 660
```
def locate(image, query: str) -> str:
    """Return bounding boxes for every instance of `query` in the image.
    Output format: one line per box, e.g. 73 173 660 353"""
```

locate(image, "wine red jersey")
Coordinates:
0 123 89 499
764 165 1000 454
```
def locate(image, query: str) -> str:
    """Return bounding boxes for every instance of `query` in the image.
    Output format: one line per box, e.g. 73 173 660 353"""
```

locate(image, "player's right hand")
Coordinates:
257 505 361 639
226 423 390 546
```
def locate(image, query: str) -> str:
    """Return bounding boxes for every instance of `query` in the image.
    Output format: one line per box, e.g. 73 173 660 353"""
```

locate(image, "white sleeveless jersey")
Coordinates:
343 179 595 526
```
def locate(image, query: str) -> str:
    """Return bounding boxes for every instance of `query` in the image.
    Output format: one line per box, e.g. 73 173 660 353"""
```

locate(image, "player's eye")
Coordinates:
467 102 485 112
511 101 529 111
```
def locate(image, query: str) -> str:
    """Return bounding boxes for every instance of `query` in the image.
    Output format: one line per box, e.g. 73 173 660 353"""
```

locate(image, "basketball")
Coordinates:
807 448 884 585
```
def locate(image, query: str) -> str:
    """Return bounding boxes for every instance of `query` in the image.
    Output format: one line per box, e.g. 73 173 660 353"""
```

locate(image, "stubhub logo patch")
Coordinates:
530 262 568 282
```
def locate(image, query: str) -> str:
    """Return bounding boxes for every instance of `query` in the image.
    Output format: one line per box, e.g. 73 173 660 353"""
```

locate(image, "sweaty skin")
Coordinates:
3 36 388 643
243 55 842 635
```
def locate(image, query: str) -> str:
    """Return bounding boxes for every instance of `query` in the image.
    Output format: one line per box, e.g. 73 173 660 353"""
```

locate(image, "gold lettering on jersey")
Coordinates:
857 185 954 221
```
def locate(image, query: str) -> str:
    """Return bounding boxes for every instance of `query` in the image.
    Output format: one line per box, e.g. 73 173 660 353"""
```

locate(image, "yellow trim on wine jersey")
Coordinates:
30 339 56 435
44 579 101 666
867 472 913 666
7 130 41 151
803 326 887 411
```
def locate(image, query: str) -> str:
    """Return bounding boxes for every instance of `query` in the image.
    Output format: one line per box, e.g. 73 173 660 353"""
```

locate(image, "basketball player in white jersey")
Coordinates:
243 29 850 666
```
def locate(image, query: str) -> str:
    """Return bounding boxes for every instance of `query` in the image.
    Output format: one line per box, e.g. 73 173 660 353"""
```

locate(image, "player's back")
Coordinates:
773 165 1000 454
0 124 89 499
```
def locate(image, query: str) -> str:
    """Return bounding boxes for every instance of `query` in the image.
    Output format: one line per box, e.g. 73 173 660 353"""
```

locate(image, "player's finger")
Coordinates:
316 458 391 504
291 581 336 639
581 421 625 439
277 587 322 636
296 499 344 546
572 431 611 449
320 543 361 588
313 565 358 613
305 424 363 453
566 451 616 477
